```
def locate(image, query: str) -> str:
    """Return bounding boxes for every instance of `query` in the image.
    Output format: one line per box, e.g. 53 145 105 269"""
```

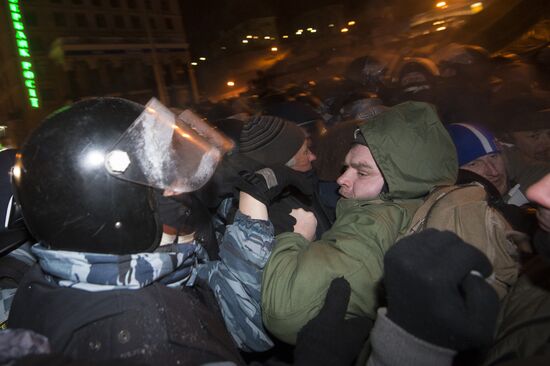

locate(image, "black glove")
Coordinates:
268 200 298 235
384 229 499 351
294 278 373 366
155 191 192 231
236 164 313 205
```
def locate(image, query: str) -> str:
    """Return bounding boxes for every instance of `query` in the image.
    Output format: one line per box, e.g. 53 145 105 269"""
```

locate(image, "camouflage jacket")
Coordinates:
197 210 275 352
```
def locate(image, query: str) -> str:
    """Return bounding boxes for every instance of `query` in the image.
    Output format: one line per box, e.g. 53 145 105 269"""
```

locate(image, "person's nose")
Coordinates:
484 161 499 177
337 168 351 187
308 150 317 162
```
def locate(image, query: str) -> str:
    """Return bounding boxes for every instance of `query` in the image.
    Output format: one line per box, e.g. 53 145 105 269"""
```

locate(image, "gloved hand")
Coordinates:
155 191 192 231
236 164 313 206
294 278 373 366
384 229 499 351
268 202 297 235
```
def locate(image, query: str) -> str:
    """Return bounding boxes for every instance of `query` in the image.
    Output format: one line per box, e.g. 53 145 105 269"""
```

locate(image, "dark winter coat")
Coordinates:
8 265 244 365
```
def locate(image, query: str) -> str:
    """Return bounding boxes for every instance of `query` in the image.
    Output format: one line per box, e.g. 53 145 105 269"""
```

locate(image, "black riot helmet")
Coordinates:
13 97 228 254
13 98 161 254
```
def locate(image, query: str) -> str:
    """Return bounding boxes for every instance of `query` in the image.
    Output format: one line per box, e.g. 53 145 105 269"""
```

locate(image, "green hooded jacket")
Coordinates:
261 101 458 344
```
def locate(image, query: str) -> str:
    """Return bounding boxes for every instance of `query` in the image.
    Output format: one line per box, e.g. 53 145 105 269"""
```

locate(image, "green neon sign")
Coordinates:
7 0 39 108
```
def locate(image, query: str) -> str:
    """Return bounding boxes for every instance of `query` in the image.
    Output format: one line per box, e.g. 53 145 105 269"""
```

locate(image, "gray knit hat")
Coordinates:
239 115 305 165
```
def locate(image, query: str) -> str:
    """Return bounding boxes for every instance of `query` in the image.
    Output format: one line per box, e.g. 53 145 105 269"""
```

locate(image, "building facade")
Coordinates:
0 0 192 146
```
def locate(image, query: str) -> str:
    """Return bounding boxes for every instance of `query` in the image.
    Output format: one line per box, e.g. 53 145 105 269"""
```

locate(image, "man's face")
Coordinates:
461 152 509 195
337 144 385 199
510 129 550 162
289 140 317 173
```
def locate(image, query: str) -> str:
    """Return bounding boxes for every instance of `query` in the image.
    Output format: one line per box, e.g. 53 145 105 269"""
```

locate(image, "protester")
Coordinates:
482 173 550 365
434 43 493 124
239 115 333 238
447 122 550 206
492 95 550 164
259 101 457 344
368 229 499 366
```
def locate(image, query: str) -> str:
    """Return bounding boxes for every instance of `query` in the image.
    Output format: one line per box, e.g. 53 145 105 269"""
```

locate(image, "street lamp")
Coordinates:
227 81 235 87
470 2 483 13
270 47 278 52
340 27 349 33
436 1 447 8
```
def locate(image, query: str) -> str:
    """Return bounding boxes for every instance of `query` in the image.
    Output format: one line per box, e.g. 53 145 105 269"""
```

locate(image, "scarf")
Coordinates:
32 242 208 292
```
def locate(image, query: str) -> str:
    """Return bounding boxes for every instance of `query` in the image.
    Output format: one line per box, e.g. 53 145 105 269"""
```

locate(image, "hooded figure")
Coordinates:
261 101 458 343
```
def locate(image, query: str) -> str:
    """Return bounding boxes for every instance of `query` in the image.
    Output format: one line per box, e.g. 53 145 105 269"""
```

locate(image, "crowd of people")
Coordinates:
0 42 549 366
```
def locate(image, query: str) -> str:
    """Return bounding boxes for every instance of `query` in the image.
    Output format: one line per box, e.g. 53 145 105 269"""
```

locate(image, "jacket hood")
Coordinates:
358 101 457 200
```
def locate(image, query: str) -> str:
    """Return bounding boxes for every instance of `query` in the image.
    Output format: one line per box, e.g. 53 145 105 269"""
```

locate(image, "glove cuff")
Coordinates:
369 309 456 366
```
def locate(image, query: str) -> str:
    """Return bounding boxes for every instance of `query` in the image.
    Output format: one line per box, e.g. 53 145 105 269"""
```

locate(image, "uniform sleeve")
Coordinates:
196 211 275 352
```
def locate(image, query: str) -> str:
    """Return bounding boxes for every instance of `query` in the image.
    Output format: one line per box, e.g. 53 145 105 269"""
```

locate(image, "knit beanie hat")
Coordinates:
446 123 500 166
239 115 305 166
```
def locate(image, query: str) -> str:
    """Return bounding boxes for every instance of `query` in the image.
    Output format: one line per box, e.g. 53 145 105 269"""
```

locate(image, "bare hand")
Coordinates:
290 208 317 241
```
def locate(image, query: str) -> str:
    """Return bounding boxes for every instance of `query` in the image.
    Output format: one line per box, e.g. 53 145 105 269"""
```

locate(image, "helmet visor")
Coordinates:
107 98 232 194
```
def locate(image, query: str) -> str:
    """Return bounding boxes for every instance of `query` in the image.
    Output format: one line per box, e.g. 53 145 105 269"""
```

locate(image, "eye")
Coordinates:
358 171 368 177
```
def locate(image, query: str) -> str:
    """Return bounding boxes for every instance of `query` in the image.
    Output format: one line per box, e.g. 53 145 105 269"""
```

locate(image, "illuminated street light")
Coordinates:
199 57 206 61
270 47 278 52
227 81 235 87
282 35 289 38
433 20 445 25
295 29 303 35
242 39 249 44
340 27 349 33
246 35 252 39
310 29 317 33
264 36 270 39
307 27 313 31
470 2 484 13
191 62 198 66
436 1 447 8
253 36 259 39
347 20 356 26
328 23 335 27
436 26 447 31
